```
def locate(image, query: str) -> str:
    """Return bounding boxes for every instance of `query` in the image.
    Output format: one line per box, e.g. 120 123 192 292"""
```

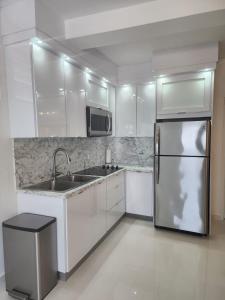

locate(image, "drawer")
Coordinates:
107 200 125 230
107 172 125 210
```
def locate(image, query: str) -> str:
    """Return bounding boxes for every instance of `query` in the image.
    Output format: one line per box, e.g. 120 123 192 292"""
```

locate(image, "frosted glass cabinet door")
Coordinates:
137 83 156 137
157 72 213 118
116 85 136 137
64 62 87 137
32 45 67 137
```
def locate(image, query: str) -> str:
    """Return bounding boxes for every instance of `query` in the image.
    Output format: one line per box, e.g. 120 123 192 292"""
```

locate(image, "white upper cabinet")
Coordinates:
5 42 36 138
116 84 156 137
108 85 116 136
64 62 87 137
116 85 136 137
85 74 109 109
157 71 213 119
137 83 156 137
32 45 67 137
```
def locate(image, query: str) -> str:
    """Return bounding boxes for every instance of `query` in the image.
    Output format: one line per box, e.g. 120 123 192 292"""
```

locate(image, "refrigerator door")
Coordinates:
154 156 209 234
155 120 210 157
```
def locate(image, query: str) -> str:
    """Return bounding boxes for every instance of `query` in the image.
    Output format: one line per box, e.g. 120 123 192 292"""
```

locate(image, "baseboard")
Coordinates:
125 213 153 222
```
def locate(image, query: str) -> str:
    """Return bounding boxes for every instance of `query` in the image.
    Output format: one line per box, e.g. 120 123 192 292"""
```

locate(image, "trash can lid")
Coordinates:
3 213 56 232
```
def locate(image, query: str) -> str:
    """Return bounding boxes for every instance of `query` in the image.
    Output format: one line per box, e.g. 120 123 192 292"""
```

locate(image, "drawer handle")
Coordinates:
78 189 84 194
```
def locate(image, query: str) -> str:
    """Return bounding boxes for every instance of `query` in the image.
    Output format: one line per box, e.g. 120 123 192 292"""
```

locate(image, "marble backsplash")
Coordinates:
13 137 154 187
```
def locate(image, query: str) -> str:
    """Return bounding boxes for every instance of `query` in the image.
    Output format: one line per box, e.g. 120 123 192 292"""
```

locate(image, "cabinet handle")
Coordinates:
98 181 104 185
78 189 84 194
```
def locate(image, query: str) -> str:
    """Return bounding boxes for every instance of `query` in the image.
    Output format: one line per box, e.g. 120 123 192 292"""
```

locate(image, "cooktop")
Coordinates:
75 165 122 177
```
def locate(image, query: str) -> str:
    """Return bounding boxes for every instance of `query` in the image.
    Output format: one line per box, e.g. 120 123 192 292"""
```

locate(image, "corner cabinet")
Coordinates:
137 83 156 137
116 85 137 137
126 171 153 217
116 83 156 137
156 71 214 119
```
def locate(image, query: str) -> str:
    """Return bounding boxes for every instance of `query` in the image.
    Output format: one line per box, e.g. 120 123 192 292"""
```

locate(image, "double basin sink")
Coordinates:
25 174 98 192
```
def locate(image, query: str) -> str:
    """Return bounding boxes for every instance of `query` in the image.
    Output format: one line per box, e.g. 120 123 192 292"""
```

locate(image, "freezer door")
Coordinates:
154 156 209 234
155 120 210 156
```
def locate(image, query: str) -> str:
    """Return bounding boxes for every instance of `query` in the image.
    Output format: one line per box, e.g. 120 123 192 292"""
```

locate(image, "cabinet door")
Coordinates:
107 172 125 210
126 171 153 217
116 85 136 137
5 42 36 137
107 200 125 231
108 85 116 136
85 73 109 109
92 180 107 240
157 72 213 118
106 171 125 230
137 83 156 137
67 188 95 271
64 62 87 137
32 45 67 137
66 181 107 271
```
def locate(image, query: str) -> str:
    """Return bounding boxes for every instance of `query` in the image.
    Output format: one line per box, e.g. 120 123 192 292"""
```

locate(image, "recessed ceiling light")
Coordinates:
85 67 93 74
63 54 70 61
102 77 109 83
202 68 212 72
31 37 43 45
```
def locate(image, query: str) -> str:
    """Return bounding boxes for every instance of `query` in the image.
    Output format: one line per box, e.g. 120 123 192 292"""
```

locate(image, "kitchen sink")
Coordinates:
24 174 98 192
59 174 98 183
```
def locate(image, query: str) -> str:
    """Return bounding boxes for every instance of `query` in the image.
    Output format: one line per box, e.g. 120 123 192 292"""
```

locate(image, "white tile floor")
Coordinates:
1 217 225 300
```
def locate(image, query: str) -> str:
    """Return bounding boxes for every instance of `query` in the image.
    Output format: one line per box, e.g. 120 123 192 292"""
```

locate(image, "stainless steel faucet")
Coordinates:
51 148 72 181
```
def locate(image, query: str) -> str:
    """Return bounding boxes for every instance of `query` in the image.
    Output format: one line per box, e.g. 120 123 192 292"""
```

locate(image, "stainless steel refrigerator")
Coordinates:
154 119 210 235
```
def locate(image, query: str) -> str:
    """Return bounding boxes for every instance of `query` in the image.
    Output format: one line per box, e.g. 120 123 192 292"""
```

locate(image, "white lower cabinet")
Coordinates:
106 172 126 230
66 180 107 271
126 171 154 217
17 171 126 275
107 200 126 230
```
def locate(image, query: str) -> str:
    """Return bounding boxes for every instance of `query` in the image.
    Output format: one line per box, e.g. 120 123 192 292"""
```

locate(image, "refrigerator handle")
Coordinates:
157 155 160 184
205 120 211 157
155 125 160 155
155 156 160 184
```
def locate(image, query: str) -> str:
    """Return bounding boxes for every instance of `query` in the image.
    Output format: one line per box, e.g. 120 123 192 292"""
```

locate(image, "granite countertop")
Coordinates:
17 165 153 198
119 165 153 173
17 168 125 199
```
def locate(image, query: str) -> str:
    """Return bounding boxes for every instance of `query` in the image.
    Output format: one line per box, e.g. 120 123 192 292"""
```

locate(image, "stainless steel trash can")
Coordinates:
2 213 58 300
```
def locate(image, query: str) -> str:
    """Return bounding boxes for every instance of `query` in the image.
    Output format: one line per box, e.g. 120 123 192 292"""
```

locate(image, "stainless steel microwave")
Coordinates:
86 106 112 137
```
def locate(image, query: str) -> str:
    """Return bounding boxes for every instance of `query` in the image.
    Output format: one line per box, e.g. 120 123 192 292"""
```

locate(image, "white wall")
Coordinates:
118 62 153 84
152 43 218 75
0 32 17 277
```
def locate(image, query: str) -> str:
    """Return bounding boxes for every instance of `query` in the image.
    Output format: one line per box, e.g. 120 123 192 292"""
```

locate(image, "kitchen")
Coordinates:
0 0 225 299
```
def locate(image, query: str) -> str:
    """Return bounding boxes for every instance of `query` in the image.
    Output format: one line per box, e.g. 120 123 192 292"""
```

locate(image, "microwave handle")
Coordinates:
107 113 111 134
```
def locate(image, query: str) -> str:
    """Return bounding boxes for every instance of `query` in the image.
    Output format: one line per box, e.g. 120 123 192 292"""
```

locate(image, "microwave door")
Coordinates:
87 107 108 136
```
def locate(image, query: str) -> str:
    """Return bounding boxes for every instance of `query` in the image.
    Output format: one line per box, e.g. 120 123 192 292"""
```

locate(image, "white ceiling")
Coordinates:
40 0 225 67
43 0 153 19
97 25 225 66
